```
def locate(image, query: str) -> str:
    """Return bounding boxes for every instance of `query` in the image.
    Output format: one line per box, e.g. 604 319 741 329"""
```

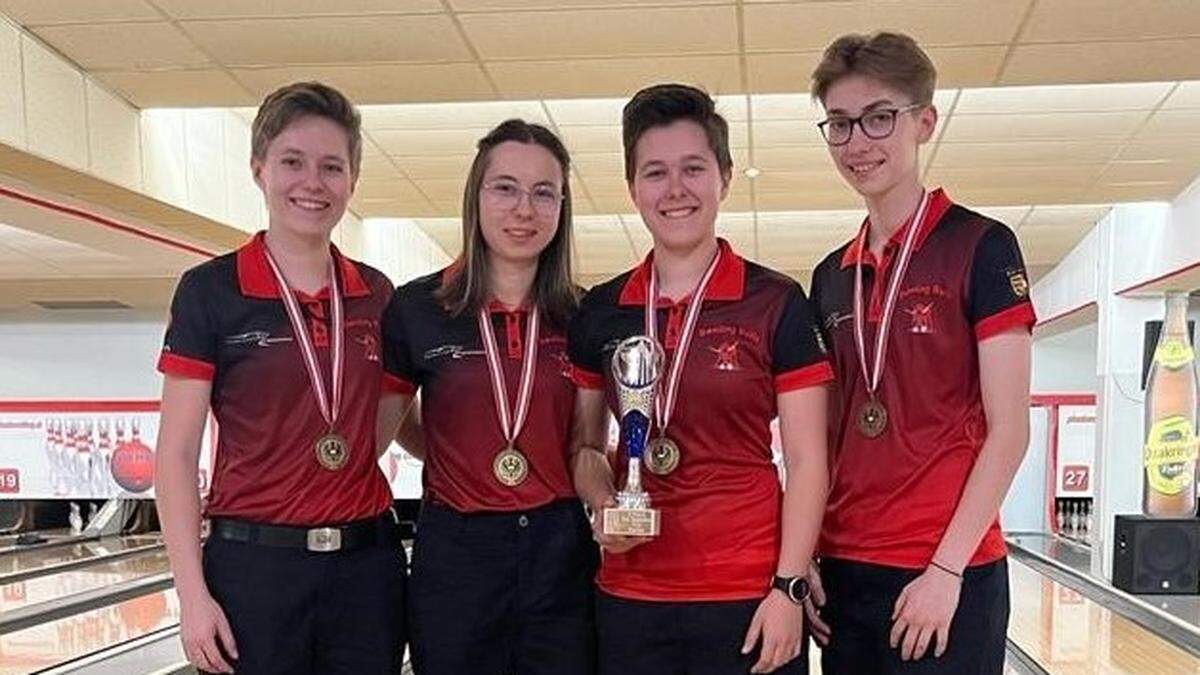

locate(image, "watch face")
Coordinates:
788 577 809 603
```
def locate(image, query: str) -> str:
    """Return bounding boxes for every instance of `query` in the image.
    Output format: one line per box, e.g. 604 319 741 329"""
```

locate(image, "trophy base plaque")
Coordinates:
603 506 660 537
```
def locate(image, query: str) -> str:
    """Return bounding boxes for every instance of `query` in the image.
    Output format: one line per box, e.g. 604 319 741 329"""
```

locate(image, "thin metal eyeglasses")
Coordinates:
482 180 564 215
816 103 927 146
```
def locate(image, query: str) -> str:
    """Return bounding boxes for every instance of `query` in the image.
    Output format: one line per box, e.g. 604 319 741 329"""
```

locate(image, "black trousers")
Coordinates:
409 498 599 675
596 591 809 675
202 515 407 674
818 557 1009 675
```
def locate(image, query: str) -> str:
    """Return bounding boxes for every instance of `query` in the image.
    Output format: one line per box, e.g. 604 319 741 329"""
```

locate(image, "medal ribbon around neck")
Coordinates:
645 247 722 436
478 305 540 451
852 190 932 401
262 245 344 433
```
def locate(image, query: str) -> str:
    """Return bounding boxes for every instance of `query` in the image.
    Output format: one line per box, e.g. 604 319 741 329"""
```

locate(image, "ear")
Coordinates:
916 105 939 145
719 170 732 201
250 158 265 192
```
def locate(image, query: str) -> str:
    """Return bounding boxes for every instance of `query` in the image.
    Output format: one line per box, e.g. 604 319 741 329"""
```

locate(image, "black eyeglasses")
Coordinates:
816 103 927 146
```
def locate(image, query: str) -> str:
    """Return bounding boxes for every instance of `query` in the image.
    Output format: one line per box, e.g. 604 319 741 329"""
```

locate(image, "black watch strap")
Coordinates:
772 575 810 604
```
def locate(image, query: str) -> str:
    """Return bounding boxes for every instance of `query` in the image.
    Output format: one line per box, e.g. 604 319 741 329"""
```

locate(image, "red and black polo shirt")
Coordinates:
380 270 578 513
568 239 833 602
809 188 1037 569
157 231 394 526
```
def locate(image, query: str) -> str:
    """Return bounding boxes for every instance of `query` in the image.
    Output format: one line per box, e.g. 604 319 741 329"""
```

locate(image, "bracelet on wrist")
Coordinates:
929 559 963 579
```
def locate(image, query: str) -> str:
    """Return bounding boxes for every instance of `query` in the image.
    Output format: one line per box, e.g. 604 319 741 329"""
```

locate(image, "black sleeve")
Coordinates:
566 294 605 387
381 286 419 391
158 269 218 378
969 224 1037 337
772 283 834 391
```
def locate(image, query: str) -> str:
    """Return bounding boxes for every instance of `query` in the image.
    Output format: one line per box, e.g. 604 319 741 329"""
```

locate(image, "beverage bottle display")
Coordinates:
1143 292 1200 517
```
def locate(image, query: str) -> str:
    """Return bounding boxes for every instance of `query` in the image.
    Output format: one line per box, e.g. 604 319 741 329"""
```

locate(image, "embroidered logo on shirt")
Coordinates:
710 340 742 371
1007 269 1030 298
224 331 292 348
356 333 380 362
904 302 936 334
824 311 853 331
424 344 485 361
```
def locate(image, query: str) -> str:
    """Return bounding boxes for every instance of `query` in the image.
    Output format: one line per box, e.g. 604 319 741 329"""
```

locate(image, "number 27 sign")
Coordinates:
1061 464 1090 493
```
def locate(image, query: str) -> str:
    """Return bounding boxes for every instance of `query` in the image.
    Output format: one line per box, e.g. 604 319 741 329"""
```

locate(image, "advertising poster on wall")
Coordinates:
0 401 427 501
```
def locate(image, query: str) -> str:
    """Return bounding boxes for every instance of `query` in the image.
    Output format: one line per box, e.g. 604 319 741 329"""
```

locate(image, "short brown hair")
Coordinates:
622 83 733 183
811 32 937 106
251 82 363 177
437 119 579 331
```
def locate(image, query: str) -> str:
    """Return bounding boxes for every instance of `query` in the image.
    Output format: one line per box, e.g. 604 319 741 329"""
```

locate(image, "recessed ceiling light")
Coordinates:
744 167 761 179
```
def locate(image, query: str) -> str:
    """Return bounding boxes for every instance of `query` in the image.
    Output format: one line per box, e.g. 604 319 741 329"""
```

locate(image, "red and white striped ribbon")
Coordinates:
645 247 722 435
478 306 540 449
262 246 344 430
852 190 931 397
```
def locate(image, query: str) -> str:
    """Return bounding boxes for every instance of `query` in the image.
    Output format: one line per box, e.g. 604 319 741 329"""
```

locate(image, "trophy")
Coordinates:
603 335 665 537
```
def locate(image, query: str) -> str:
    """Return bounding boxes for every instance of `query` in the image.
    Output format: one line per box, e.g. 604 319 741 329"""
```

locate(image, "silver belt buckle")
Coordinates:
306 527 342 552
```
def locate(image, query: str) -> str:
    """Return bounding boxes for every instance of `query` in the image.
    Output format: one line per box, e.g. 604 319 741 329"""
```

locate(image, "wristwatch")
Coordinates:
772 575 810 605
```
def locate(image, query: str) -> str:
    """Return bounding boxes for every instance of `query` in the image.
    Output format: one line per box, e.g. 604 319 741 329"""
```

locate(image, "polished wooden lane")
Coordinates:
0 535 160 580
0 550 168 614
0 588 179 675
1008 556 1200 673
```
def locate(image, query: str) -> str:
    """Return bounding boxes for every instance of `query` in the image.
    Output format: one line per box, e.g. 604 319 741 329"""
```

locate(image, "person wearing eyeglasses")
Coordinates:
569 83 833 675
804 33 1035 674
378 119 598 675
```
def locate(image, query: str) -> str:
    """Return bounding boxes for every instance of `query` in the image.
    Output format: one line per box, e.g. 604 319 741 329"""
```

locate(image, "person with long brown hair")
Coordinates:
378 119 597 675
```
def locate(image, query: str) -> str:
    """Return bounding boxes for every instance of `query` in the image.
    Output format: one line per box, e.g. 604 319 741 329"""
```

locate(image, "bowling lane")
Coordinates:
0 536 160 581
1007 556 1200 673
0 550 169 615
0 588 179 675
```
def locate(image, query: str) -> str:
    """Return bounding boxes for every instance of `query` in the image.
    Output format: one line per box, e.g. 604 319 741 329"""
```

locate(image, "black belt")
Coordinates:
210 512 396 553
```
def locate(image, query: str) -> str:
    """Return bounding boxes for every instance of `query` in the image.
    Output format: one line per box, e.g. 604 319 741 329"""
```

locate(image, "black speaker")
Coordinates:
1113 515 1200 595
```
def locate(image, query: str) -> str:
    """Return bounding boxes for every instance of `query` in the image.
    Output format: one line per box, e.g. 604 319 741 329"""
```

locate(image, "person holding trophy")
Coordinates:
379 119 598 675
568 84 833 675
805 33 1035 673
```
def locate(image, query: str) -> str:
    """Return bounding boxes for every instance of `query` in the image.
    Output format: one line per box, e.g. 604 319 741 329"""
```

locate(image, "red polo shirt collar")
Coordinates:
840 188 953 269
618 238 745 306
237 231 371 300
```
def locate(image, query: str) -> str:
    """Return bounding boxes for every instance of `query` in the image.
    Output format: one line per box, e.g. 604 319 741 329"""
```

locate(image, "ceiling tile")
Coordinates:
361 101 548 130
954 82 1174 114
155 0 443 19
94 69 254 107
0 0 159 24
489 55 742 100
232 63 494 104
1163 82 1200 109
742 1 1029 51
1022 0 1200 42
460 6 737 59
929 141 1120 168
1000 39 1200 86
31 22 211 69
1139 110 1200 138
183 15 471 66
939 111 1148 142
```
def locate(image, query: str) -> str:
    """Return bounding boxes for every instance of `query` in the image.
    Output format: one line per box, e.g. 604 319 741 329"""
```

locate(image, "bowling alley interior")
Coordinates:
0 1 1199 673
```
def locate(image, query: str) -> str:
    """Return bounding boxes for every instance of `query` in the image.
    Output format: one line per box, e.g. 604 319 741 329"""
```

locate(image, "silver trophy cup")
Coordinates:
603 335 665 537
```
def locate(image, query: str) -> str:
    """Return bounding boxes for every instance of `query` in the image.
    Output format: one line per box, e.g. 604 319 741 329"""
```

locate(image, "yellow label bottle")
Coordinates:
1143 292 1199 517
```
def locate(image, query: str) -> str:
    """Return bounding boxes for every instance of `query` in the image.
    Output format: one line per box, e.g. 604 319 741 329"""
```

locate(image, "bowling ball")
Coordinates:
111 440 155 493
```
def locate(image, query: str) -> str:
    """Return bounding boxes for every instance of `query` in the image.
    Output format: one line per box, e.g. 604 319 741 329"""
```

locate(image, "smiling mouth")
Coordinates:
289 197 331 211
847 160 884 177
660 206 699 219
503 227 538 239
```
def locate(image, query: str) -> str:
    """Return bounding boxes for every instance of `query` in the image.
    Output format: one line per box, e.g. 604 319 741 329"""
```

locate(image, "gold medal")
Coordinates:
493 446 529 486
857 400 888 439
315 433 349 470
645 436 681 475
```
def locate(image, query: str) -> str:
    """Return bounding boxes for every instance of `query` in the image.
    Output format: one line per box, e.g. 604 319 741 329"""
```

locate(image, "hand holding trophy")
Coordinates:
603 335 666 537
